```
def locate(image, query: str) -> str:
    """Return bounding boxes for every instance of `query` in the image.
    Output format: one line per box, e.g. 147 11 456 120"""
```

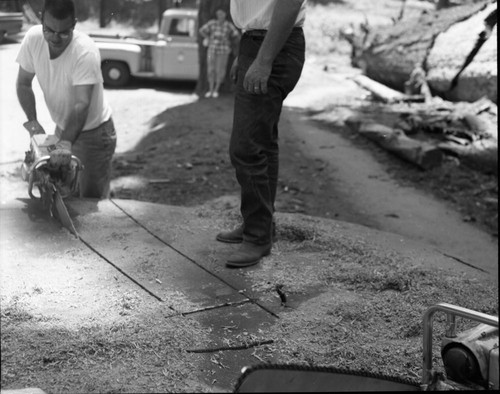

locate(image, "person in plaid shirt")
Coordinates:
199 9 239 98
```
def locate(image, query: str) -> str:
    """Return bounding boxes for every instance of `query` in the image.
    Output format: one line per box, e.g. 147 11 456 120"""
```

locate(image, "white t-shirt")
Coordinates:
230 0 307 31
16 25 111 133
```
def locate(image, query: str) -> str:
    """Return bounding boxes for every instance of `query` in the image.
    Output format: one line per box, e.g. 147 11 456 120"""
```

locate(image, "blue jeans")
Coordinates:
71 118 117 198
230 28 305 245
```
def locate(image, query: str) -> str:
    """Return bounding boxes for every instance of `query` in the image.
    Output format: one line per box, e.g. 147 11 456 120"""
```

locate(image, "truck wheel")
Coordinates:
102 61 130 87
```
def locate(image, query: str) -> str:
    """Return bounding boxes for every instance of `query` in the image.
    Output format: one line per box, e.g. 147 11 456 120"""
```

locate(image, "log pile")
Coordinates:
340 0 497 174
345 80 497 174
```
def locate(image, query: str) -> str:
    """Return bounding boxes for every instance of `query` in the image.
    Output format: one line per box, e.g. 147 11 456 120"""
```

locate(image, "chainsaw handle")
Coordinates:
27 155 84 200
421 302 498 389
31 155 83 171
28 156 51 200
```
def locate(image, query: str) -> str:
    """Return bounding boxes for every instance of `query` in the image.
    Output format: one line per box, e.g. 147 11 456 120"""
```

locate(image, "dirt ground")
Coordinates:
109 67 498 241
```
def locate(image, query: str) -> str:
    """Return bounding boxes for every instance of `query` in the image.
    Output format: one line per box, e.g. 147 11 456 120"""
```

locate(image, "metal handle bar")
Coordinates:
421 302 498 389
28 155 84 200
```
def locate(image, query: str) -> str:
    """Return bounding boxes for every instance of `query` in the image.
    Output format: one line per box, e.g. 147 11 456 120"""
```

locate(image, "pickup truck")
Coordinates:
0 11 23 43
91 8 199 86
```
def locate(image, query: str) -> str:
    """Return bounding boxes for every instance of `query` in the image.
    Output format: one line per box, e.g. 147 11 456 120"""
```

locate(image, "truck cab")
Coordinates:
0 11 24 43
93 8 199 87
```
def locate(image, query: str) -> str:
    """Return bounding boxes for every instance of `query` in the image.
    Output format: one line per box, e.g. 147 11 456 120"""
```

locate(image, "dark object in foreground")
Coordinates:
233 303 499 392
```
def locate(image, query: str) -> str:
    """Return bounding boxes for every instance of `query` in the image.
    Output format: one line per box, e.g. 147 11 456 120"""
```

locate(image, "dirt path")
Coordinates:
280 59 498 275
279 108 498 274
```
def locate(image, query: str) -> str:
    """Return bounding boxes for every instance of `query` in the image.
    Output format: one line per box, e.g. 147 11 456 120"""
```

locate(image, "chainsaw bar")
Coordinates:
233 363 420 392
52 190 79 238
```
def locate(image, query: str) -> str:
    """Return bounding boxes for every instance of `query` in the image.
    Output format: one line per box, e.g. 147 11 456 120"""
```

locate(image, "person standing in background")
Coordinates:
216 0 306 267
199 8 239 98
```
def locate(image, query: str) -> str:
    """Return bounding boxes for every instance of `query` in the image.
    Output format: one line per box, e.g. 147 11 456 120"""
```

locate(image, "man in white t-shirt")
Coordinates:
216 0 306 268
16 0 116 198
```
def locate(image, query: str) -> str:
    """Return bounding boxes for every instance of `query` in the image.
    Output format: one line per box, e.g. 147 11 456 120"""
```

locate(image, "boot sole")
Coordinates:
216 235 243 244
226 248 271 268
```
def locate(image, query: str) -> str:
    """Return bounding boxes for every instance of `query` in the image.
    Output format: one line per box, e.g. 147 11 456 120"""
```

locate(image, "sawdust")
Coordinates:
238 213 498 383
1 305 213 392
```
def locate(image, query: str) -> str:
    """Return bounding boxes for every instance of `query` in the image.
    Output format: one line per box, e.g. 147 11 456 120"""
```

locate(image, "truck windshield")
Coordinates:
167 18 195 37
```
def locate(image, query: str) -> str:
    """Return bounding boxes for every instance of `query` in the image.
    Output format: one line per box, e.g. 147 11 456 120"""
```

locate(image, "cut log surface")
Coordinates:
426 3 497 103
448 23 497 103
355 1 492 96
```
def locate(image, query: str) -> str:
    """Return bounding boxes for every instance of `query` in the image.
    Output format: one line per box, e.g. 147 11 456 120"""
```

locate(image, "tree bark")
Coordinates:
356 122 444 170
351 75 407 103
195 0 238 96
351 1 491 94
99 0 106 28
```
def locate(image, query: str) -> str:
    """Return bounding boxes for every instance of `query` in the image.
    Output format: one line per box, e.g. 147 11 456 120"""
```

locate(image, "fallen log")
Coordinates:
350 75 407 103
347 0 495 103
356 122 444 170
439 138 498 174
345 97 497 174
426 3 497 103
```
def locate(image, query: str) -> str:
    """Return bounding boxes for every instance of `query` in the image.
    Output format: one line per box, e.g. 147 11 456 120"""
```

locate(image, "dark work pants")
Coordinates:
64 118 117 199
230 28 305 245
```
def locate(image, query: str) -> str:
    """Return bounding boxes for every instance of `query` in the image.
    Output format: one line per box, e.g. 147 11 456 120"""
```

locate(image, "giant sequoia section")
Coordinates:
353 0 495 102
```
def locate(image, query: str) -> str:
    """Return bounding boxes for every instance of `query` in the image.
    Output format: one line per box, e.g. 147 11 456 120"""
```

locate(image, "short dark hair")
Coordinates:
42 0 75 20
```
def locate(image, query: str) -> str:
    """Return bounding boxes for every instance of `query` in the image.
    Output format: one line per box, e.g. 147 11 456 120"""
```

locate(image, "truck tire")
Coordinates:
102 61 130 87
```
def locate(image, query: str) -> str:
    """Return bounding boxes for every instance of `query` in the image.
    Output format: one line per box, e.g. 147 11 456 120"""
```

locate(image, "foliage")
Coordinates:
0 0 22 12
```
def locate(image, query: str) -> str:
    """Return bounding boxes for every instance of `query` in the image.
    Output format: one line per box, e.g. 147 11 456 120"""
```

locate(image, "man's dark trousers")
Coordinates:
230 28 305 246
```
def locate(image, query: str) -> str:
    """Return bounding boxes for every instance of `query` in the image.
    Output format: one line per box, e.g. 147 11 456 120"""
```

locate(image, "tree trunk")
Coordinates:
195 0 238 96
351 1 493 99
355 122 444 170
99 0 106 28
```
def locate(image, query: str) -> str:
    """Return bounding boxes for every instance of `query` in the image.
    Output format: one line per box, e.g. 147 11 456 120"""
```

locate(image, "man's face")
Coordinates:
42 12 75 50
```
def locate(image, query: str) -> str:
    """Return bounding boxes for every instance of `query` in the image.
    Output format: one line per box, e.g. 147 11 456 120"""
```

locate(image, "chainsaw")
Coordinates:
20 134 83 238
233 303 499 392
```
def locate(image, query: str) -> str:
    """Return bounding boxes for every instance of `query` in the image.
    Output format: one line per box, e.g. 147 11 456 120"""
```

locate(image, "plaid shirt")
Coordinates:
200 20 239 55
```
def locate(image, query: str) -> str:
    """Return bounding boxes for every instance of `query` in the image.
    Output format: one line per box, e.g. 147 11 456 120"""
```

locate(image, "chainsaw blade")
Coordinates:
52 191 78 238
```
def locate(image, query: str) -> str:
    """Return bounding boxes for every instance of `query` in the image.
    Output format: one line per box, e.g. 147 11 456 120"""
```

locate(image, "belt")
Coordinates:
244 26 302 38
82 117 113 134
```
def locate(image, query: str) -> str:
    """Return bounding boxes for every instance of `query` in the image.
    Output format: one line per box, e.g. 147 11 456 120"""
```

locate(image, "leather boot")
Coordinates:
216 222 277 244
216 225 244 243
226 241 272 268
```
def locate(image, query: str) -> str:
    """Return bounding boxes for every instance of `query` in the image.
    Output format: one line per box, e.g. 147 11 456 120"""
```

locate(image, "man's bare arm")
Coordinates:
16 66 37 122
243 0 304 94
61 84 94 144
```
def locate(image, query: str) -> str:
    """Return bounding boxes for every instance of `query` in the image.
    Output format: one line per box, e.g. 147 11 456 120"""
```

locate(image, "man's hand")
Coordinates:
49 140 72 167
230 57 239 84
23 120 46 138
244 59 272 95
